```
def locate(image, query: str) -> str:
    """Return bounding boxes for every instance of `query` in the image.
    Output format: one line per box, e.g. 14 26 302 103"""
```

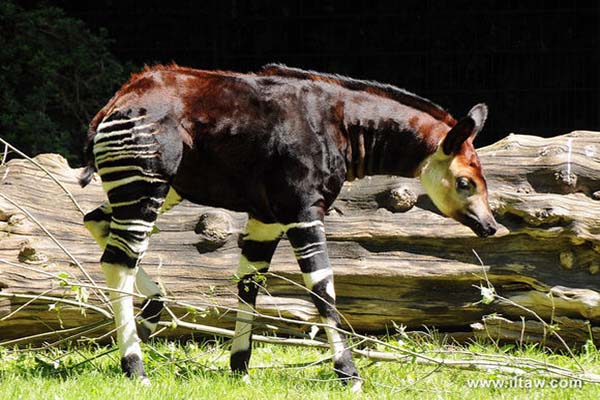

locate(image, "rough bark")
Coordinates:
1 131 599 346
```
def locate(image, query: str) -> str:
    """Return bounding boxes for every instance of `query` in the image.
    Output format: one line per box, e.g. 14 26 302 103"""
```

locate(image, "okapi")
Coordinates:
80 63 498 391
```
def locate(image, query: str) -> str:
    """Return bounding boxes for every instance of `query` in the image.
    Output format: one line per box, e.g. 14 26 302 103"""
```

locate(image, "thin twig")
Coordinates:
0 288 55 321
0 292 112 320
0 321 106 347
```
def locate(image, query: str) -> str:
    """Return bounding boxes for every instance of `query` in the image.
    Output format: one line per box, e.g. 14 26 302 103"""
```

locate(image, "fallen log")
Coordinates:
0 131 599 347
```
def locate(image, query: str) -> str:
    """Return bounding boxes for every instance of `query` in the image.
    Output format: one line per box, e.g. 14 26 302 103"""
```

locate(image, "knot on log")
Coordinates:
592 191 600 200
8 213 26 225
559 251 575 270
0 208 11 222
18 241 48 265
0 212 33 234
194 211 233 253
379 186 417 212
554 170 577 189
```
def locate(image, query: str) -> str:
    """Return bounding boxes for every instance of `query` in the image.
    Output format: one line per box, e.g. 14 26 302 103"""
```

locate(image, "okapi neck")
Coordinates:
338 91 449 181
343 120 443 180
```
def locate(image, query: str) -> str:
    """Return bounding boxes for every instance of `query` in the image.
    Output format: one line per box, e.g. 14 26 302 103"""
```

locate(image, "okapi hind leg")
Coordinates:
100 183 170 382
285 212 361 391
83 198 174 343
134 187 182 342
230 218 283 375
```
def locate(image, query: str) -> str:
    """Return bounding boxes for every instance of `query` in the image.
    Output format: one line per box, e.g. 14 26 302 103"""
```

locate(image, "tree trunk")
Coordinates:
1 131 599 346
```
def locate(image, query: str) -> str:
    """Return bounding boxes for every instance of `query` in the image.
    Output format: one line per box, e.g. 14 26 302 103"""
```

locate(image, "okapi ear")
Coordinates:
467 103 488 138
442 103 488 155
442 116 476 155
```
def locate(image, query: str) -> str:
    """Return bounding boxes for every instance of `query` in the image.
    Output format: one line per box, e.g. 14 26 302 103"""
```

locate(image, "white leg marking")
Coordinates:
244 219 283 242
295 249 325 260
284 220 324 231
110 197 162 208
293 241 326 253
293 241 326 260
325 279 336 300
84 202 111 249
302 268 333 290
322 317 346 362
135 266 162 297
106 234 149 259
231 303 254 354
103 264 141 358
138 320 158 333
85 220 110 249
238 255 269 277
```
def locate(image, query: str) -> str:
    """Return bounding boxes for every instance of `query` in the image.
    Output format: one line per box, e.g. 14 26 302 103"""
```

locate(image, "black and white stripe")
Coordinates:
285 220 360 388
83 110 172 380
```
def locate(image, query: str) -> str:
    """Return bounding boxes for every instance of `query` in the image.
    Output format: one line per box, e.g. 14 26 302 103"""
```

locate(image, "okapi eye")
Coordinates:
456 177 472 191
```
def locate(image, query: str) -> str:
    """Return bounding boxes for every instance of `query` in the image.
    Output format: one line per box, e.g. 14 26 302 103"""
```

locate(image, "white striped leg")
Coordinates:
285 219 361 389
102 263 148 383
230 219 282 375
98 183 168 381
84 200 167 343
135 267 163 342
132 188 181 341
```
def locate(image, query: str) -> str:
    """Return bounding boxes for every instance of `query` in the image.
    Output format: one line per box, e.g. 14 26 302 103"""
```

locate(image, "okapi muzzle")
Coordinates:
420 104 498 238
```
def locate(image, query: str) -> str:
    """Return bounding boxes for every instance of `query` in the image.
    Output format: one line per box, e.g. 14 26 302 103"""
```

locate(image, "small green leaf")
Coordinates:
480 285 496 305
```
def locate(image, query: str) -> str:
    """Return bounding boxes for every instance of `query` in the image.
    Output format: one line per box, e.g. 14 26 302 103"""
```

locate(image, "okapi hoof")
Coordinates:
335 359 361 389
121 353 149 385
338 369 362 393
350 378 363 393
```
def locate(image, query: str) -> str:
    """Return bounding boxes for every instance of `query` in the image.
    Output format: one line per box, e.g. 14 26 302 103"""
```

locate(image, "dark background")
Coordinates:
10 0 600 158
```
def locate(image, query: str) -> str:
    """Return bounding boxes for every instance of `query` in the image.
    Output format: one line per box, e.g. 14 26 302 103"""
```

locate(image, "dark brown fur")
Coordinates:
82 64 459 223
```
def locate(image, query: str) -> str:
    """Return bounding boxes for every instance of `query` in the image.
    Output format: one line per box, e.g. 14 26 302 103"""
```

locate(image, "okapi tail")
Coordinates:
79 124 101 188
79 126 98 188
79 163 95 188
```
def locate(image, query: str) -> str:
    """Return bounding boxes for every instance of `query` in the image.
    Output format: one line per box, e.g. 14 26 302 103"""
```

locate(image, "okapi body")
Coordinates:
80 63 497 390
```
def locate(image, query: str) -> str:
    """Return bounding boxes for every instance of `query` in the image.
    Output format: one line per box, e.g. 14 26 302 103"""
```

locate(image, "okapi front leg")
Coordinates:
230 218 282 375
285 217 361 390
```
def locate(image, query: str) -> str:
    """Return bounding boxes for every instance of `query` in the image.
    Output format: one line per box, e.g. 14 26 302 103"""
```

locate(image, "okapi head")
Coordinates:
419 104 498 237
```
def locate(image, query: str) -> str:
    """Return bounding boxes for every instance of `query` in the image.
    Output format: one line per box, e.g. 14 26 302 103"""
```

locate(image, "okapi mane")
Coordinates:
259 63 456 126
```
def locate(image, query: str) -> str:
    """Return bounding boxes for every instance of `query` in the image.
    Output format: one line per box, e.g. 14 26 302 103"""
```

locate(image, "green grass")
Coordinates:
1 338 599 400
